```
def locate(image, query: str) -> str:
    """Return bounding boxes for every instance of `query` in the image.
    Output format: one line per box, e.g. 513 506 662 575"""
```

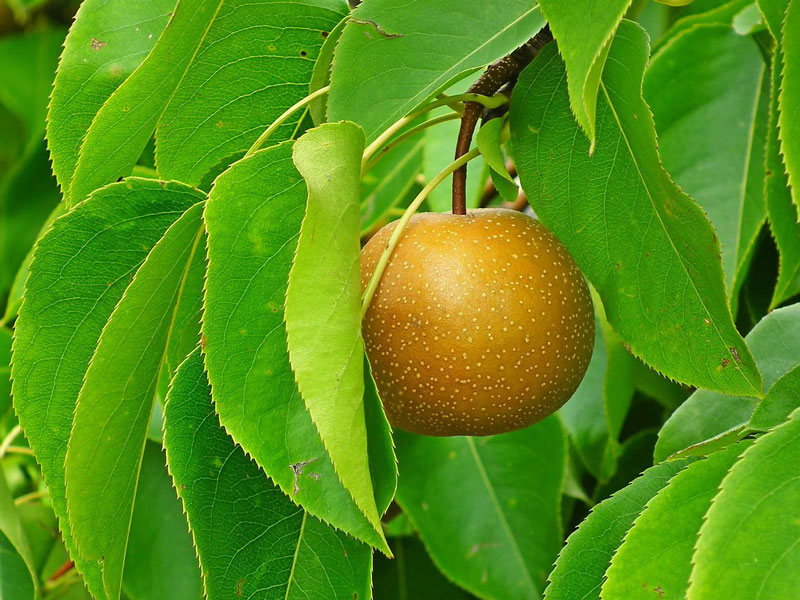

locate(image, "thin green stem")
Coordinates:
245 85 329 158
0 424 21 459
14 490 48 506
360 147 481 318
361 93 507 170
363 112 461 173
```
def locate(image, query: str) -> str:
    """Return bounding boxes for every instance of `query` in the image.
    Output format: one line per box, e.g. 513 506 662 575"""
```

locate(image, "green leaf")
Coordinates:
11 178 200 600
750 363 800 430
733 2 766 33
645 24 768 301
328 0 546 142
654 0 750 50
656 302 800 460
202 141 389 551
779 0 800 208
757 0 788 37
0 140 60 311
122 441 202 600
601 441 750 600
286 122 387 550
360 129 425 236
510 21 761 396
544 458 692 600
155 0 346 187
64 199 204 600
538 0 632 150
688 407 800 599
363 361 398 516
0 328 11 418
0 28 64 141
373 536 475 600
477 119 519 203
47 0 174 197
0 471 37 600
766 48 800 306
395 417 566 600
164 348 372 600
68 0 223 206
558 311 636 482
309 16 348 126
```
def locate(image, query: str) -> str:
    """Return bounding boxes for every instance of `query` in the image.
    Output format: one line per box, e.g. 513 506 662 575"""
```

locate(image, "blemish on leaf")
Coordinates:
721 358 729 368
236 578 245 597
729 347 743 363
321 31 329 38
91 38 107 50
300 50 308 57
290 458 319 495
351 17 403 39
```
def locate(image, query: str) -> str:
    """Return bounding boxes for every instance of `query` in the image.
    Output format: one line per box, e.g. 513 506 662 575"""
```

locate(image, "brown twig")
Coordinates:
452 26 553 215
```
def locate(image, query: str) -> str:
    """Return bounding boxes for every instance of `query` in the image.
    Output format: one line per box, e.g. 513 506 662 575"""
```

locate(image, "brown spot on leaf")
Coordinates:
91 38 106 50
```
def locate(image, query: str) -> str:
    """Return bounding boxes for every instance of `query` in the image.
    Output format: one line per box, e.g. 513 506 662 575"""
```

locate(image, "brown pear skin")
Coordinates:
361 208 594 436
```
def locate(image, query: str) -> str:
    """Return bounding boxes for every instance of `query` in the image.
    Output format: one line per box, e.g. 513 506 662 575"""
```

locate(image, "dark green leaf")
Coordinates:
757 0 788 37
0 28 64 141
0 328 10 418
286 122 387 550
538 0 632 148
510 21 761 396
47 0 174 197
64 200 204 600
164 348 372 600
656 302 800 460
203 142 388 550
396 417 566 600
545 458 692 600
654 0 750 51
688 408 800 598
122 441 202 600
601 442 750 600
68 0 224 206
558 312 635 482
309 16 348 126
645 24 768 301
328 0 545 142
11 178 200 599
0 471 36 599
373 536 475 600
155 0 346 187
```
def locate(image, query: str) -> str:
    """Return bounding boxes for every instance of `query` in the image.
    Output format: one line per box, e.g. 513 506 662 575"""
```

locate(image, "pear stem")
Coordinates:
245 85 330 158
360 147 481 319
452 26 553 215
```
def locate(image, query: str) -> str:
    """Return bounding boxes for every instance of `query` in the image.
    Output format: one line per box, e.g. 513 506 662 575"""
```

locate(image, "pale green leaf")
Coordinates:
11 178 200 600
122 441 202 600
779 0 800 207
286 122 386 550
601 442 750 600
656 302 800 460
476 118 513 182
750 363 800 430
155 0 346 187
395 417 566 600
309 16 348 126
688 408 800 599
538 0 632 149
47 0 174 196
64 198 204 599
645 24 768 301
164 348 372 600
544 458 692 600
510 21 761 396
202 141 390 551
0 471 37 600
328 0 546 142
68 0 223 205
